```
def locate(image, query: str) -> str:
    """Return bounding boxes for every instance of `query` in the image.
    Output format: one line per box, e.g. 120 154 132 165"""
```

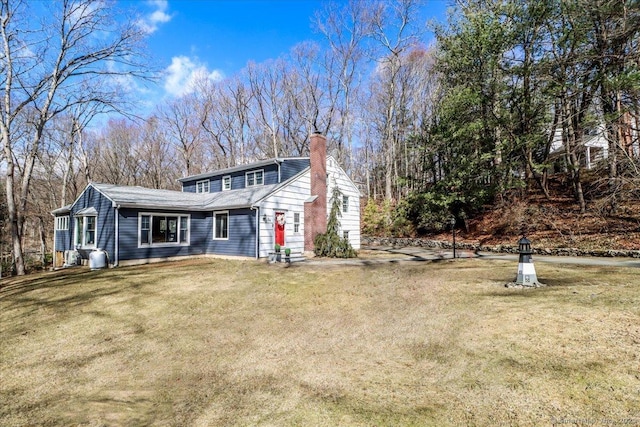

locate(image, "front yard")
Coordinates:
1 257 639 426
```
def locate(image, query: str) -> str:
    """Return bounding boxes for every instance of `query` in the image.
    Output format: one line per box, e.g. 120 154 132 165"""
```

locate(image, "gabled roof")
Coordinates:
177 156 310 183
75 207 98 216
91 183 208 210
51 204 72 215
88 182 286 211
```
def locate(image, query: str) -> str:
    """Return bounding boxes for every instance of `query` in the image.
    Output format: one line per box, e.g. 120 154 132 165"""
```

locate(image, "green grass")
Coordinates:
1 258 639 426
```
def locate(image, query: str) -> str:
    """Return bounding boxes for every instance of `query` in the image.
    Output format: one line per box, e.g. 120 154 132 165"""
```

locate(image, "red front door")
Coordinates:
275 212 285 246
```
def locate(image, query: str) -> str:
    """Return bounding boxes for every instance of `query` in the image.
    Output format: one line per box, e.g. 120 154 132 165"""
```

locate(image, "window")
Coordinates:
342 195 349 213
293 213 300 233
55 216 69 231
180 217 188 242
196 180 210 193
139 213 190 246
222 175 231 191
343 231 350 240
74 216 96 247
245 170 264 187
214 211 229 239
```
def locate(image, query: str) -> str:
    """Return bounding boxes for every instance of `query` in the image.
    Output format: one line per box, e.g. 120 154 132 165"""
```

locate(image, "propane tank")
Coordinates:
89 248 107 270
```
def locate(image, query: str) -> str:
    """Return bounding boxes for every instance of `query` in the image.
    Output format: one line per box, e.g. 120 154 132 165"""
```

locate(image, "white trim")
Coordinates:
245 169 264 187
74 214 97 249
213 210 230 240
222 175 231 191
293 212 301 234
55 215 69 230
196 179 210 193
137 212 191 248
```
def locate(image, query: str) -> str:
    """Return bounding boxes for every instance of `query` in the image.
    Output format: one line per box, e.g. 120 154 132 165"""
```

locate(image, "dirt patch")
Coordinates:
422 198 640 251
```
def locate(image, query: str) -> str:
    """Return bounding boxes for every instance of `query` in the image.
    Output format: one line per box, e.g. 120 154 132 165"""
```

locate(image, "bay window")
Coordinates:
74 215 96 247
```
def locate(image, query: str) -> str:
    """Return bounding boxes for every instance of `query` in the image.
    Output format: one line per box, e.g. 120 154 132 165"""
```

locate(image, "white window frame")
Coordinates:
213 210 229 240
342 195 349 213
196 179 210 193
293 212 300 234
55 216 69 231
222 175 231 191
138 212 190 248
74 215 97 248
245 170 264 187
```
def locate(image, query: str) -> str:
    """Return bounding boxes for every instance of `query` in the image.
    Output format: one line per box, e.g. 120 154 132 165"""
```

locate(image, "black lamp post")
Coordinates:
450 216 456 259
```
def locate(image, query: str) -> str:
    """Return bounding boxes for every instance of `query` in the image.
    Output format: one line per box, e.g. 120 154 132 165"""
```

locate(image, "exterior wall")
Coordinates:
281 158 310 181
55 186 117 263
116 208 257 262
206 208 257 257
116 208 208 262
257 171 311 258
54 220 71 253
327 157 361 250
181 163 281 193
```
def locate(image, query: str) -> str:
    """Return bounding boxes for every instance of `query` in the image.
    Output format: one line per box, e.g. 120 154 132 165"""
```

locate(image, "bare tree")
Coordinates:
158 94 207 176
0 0 148 275
316 0 372 170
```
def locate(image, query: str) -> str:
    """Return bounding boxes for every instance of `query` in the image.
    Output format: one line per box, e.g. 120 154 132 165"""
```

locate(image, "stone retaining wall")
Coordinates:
362 236 640 258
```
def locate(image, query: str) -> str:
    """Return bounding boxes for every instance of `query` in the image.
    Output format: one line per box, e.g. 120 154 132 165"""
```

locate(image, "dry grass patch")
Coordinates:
1 258 639 426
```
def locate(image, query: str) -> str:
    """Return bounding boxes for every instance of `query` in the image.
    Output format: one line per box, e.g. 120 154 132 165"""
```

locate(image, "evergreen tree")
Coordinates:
313 186 357 258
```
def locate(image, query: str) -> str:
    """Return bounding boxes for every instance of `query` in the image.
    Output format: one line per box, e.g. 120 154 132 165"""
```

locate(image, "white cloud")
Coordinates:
137 0 172 34
163 56 225 97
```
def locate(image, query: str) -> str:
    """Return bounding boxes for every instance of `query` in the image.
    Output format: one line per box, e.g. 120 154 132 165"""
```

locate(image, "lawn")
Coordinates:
1 257 639 426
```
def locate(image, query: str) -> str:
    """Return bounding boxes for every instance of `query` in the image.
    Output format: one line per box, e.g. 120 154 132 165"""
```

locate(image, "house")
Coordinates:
52 133 361 267
550 113 639 170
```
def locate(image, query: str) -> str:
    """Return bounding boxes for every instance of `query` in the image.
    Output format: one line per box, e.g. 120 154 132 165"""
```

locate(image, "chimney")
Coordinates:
304 132 327 251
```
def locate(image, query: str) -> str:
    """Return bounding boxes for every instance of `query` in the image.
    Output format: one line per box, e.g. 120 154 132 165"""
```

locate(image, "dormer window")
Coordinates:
222 175 231 191
246 170 264 187
196 180 210 193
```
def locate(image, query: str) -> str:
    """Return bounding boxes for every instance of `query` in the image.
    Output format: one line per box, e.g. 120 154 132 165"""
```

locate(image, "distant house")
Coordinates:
52 133 361 267
550 124 610 170
550 114 639 170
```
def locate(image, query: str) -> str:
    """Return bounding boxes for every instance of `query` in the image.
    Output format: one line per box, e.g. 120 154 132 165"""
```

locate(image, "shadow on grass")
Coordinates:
0 267 160 329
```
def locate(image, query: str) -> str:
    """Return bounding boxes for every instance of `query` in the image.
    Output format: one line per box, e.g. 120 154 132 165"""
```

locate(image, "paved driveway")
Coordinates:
305 246 640 268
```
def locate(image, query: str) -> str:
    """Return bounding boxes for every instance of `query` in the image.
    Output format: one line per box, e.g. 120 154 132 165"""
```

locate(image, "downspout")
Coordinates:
252 206 260 259
114 205 120 267
275 159 281 183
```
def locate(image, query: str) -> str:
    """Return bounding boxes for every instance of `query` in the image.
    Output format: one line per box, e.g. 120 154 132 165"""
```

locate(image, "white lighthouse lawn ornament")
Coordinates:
515 237 543 287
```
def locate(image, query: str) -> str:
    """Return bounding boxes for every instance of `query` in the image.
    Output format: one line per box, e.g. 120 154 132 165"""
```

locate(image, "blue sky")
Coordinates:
133 0 450 98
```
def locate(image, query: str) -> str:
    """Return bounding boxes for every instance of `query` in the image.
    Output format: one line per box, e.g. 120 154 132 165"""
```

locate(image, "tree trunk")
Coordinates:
563 98 586 213
38 216 47 267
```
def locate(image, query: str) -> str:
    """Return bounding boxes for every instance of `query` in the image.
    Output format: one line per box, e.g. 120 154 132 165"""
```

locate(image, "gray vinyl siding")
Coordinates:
69 186 116 259
281 159 310 180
